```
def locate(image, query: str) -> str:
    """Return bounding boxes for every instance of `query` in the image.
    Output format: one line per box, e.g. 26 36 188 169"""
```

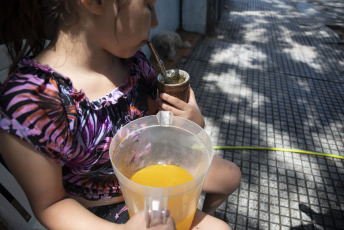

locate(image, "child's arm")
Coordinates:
157 87 205 128
0 131 119 229
0 131 175 230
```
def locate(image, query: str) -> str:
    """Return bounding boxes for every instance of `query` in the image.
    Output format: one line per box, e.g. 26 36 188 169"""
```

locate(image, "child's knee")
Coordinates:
204 157 241 194
218 159 242 193
228 161 242 186
191 210 232 230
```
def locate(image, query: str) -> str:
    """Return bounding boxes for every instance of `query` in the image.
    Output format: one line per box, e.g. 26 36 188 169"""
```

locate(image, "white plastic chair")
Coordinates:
0 160 46 230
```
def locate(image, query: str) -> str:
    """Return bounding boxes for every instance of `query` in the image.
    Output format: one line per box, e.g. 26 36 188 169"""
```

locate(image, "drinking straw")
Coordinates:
147 41 170 84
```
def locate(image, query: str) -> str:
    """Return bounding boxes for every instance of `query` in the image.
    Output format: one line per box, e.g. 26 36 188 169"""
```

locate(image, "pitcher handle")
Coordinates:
157 111 173 126
144 187 169 227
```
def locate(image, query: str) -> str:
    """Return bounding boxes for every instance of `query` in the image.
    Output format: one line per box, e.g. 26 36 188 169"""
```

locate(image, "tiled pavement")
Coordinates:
177 0 344 229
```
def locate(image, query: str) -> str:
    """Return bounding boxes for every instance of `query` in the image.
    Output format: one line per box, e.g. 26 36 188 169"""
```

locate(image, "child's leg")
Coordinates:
202 156 242 215
191 210 231 230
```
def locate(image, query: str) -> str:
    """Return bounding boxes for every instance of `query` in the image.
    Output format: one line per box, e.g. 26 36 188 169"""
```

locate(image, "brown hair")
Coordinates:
1 0 127 73
1 0 81 73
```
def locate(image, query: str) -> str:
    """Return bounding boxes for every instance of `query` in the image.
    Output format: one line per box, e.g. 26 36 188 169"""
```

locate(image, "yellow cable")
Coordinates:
213 146 344 160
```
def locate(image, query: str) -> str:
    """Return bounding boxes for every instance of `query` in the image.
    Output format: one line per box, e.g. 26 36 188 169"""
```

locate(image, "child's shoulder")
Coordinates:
3 57 55 86
1 56 69 94
0 56 71 111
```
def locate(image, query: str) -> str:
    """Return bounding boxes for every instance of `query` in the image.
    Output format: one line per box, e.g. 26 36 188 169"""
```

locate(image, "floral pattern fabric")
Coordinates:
88 202 129 224
0 50 157 200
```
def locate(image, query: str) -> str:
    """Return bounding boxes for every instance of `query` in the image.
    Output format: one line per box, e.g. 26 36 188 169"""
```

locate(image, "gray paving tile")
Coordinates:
178 0 344 228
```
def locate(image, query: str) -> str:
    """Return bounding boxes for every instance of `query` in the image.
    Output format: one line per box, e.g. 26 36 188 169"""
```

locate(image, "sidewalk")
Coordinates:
177 0 344 229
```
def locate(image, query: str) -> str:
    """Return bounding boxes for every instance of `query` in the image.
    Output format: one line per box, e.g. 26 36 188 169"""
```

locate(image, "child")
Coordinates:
0 0 241 229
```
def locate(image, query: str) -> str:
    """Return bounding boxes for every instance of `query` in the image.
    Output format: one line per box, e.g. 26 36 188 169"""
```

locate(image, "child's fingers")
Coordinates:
159 93 187 110
158 98 183 116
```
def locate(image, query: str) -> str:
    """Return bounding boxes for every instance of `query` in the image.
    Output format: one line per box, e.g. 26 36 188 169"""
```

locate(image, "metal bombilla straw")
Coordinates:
147 41 170 84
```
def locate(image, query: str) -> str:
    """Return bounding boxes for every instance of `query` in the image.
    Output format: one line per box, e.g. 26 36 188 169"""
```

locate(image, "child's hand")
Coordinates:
123 210 175 230
158 88 205 128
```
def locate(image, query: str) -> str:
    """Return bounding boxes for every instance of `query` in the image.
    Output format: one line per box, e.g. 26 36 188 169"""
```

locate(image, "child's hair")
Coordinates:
1 0 126 73
1 0 80 73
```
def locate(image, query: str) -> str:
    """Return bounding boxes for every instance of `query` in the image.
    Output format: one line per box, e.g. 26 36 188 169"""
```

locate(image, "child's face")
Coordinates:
94 0 159 58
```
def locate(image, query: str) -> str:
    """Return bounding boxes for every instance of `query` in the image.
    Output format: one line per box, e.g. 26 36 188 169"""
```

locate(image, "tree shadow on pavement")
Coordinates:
177 0 344 228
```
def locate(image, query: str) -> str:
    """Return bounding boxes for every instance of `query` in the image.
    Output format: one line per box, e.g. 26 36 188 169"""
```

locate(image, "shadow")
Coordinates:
176 0 344 229
290 204 344 230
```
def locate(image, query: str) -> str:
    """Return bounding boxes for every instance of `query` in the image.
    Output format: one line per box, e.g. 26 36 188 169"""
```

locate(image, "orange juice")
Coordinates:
131 164 193 187
130 164 197 230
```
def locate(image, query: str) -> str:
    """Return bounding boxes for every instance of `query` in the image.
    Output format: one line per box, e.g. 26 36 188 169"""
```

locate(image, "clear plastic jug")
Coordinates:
109 111 214 230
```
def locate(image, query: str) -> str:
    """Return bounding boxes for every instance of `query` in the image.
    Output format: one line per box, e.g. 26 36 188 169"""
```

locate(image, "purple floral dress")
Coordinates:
0 50 156 222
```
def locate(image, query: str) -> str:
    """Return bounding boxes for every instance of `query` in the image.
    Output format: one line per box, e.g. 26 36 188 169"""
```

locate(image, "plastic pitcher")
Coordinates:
109 111 214 230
